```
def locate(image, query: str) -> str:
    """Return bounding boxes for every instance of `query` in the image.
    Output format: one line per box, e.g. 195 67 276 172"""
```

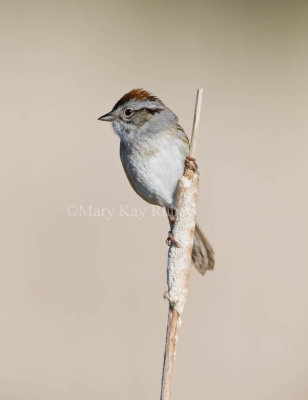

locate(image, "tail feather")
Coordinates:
191 222 215 275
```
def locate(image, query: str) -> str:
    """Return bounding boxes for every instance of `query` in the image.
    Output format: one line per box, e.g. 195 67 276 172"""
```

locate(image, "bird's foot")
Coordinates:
185 156 199 173
166 231 180 247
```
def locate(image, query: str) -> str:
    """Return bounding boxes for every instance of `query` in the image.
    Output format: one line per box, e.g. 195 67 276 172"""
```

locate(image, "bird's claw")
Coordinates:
166 231 180 247
185 156 199 173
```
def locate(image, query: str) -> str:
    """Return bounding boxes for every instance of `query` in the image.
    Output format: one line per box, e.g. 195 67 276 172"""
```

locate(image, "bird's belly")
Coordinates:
122 136 187 209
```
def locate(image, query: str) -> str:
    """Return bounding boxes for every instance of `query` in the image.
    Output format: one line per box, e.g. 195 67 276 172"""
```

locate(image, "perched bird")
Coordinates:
98 89 214 275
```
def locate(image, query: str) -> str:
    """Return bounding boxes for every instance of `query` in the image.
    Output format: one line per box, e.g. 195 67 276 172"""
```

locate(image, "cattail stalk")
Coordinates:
160 88 203 400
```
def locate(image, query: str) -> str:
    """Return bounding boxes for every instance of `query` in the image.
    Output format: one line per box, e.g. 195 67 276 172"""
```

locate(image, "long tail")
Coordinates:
191 222 215 275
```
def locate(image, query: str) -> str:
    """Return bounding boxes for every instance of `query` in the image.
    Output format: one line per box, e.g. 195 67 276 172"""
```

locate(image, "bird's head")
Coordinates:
98 89 178 140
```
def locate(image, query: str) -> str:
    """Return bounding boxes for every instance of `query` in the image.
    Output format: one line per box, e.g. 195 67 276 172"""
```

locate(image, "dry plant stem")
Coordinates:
160 306 179 399
189 88 203 159
160 89 203 400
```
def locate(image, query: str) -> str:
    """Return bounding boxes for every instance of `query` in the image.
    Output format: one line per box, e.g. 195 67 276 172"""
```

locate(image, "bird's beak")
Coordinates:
98 111 116 122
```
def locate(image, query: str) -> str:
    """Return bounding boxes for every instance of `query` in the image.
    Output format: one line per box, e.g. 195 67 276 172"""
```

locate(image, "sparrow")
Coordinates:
98 89 214 275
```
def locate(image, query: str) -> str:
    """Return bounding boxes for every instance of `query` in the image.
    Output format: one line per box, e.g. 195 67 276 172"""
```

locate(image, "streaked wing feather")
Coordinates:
176 123 189 144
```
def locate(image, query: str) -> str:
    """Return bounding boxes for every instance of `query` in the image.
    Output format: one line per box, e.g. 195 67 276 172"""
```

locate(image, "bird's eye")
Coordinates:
124 108 133 117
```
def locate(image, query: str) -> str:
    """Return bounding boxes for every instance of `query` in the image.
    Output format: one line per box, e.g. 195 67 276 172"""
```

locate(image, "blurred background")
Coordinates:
1 0 307 399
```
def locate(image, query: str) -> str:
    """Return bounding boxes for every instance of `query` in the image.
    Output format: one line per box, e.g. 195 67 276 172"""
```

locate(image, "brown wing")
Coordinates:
176 123 189 144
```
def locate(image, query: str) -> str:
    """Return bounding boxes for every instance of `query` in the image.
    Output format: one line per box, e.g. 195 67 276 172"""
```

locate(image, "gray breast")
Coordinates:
119 129 188 209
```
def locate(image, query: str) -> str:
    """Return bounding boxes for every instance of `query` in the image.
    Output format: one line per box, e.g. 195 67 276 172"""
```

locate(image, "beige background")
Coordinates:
1 0 307 399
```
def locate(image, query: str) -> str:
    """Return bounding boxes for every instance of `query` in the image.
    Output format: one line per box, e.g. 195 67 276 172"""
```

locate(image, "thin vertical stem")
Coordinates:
160 89 204 400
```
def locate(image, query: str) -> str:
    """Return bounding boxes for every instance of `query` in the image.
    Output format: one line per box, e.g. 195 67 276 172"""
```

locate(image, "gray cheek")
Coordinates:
131 112 149 128
146 109 178 133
